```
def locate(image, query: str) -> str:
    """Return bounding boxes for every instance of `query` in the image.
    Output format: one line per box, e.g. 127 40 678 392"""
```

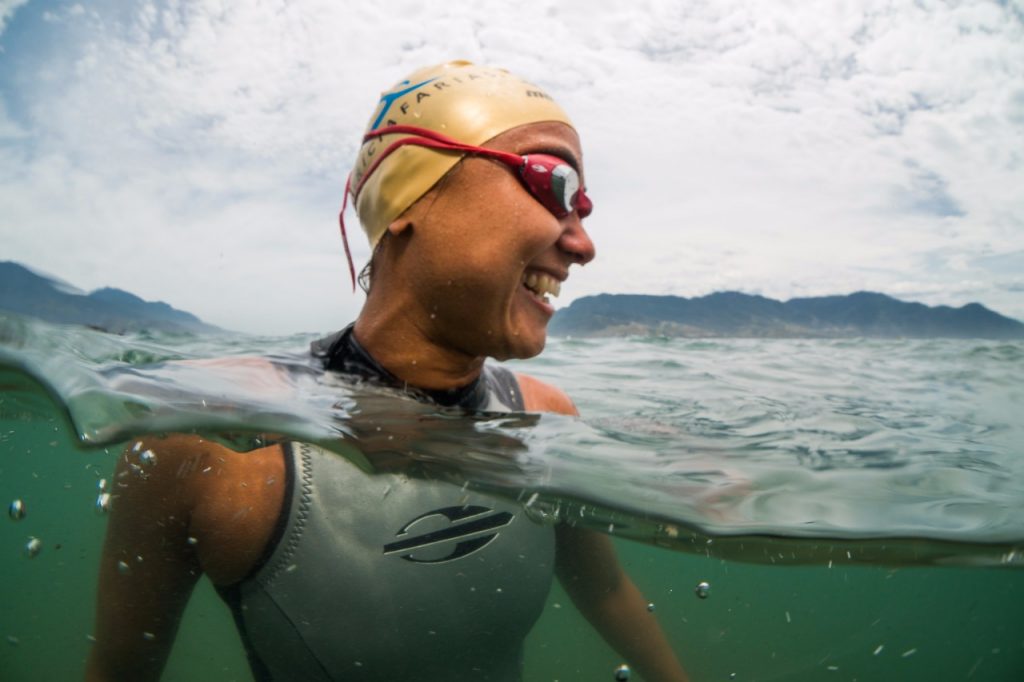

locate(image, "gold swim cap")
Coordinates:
350 61 574 250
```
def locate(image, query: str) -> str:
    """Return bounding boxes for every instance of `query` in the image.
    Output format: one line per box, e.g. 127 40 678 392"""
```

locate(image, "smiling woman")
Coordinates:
84 61 687 682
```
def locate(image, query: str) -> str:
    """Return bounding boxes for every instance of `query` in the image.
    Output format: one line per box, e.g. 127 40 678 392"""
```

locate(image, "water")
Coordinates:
1 313 1022 680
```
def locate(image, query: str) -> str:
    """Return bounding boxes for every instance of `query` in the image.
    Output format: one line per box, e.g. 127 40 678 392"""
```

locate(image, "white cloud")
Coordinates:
0 0 29 35
1 0 1022 333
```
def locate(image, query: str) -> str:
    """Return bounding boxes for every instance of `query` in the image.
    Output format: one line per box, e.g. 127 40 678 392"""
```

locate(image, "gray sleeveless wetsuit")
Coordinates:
218 325 555 681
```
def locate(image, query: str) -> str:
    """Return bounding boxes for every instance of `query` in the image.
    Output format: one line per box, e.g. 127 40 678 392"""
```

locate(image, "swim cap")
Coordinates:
350 61 574 250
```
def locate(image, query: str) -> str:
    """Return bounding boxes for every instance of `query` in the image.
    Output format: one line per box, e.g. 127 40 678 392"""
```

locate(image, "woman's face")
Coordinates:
395 121 596 361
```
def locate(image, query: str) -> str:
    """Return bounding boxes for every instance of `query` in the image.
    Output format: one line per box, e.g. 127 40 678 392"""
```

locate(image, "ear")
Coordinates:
387 217 413 237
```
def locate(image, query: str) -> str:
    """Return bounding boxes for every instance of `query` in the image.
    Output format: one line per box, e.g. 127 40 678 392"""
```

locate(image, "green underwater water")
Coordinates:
2 410 1022 681
2 319 1024 680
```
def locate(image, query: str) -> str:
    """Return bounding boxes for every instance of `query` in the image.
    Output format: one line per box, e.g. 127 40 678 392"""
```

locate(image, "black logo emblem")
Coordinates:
383 505 514 564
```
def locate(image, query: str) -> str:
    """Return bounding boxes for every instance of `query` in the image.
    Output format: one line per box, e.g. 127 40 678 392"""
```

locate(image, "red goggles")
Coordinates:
338 124 593 290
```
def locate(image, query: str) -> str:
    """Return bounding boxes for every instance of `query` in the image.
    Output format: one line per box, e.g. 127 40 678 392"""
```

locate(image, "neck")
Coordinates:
354 293 485 391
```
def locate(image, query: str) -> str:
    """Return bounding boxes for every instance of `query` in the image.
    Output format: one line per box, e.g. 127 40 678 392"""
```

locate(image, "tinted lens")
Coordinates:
520 154 586 218
550 165 579 214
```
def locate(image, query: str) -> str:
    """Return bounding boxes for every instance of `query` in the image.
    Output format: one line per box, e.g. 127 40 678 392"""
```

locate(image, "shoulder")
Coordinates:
113 434 287 585
514 372 579 416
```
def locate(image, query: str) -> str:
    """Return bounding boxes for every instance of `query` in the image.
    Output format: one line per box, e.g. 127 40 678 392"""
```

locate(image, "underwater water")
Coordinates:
1 313 1022 680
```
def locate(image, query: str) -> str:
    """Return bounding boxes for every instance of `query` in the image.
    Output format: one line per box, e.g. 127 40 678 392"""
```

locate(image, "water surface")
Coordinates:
1 314 1021 680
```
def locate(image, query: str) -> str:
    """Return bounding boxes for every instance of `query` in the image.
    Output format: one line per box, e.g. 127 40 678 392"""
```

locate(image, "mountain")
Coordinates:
0 261 223 334
550 291 1024 339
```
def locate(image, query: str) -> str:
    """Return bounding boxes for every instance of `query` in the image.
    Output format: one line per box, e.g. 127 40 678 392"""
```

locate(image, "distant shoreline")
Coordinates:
550 291 1024 340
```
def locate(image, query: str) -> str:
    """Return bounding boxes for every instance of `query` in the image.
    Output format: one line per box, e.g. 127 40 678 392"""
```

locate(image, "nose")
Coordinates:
558 213 596 266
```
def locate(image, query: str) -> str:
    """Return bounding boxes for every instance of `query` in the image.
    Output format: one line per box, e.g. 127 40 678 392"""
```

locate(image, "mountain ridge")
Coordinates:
550 291 1024 339
0 261 223 334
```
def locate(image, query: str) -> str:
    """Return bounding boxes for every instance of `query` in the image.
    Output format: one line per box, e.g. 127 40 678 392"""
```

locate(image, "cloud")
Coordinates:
1 0 1022 332
0 0 29 36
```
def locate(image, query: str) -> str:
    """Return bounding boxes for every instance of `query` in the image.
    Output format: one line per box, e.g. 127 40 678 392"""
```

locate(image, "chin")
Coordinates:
493 327 547 362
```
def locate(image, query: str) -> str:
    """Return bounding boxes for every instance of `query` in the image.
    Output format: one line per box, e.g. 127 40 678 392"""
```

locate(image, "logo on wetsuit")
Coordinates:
383 505 514 564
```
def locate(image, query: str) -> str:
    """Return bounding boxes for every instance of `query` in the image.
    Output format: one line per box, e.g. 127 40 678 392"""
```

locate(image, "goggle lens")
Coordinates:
519 155 592 219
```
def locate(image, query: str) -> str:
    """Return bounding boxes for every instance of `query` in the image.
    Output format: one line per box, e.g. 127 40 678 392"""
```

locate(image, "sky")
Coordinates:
1 0 1022 334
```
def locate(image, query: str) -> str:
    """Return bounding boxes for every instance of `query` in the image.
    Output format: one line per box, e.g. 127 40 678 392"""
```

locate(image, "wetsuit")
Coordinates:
218 325 555 681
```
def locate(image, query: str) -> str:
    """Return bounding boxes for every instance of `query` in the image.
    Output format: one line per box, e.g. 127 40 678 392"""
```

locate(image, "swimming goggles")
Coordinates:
339 124 593 290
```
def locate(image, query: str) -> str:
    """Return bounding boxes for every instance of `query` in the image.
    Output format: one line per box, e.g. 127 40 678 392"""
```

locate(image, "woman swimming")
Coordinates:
86 61 689 682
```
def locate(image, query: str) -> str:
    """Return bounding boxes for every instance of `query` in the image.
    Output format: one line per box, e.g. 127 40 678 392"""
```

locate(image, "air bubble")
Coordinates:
8 499 25 521
97 478 107 492
117 560 131 575
24 537 42 558
139 450 157 468
646 602 655 612
614 663 631 680
695 581 710 599
95 493 111 514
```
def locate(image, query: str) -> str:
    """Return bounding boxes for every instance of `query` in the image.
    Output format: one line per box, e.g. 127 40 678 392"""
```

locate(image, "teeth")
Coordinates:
523 272 561 299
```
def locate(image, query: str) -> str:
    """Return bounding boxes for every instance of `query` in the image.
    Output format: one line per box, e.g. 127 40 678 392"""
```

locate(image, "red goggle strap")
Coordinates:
339 174 357 291
353 125 523 199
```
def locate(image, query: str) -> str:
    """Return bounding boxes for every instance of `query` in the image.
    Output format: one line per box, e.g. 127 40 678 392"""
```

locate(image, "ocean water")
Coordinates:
1 313 1022 681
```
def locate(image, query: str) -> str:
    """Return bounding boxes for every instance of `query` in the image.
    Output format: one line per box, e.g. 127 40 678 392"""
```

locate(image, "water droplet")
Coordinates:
614 664 631 680
117 560 131 575
901 648 917 658
24 537 42 558
95 493 111 514
695 581 710 599
97 478 107 492
187 536 198 546
873 645 884 656
131 442 142 453
8 499 25 521
139 450 157 468
142 631 155 641
785 610 791 623
646 602 655 612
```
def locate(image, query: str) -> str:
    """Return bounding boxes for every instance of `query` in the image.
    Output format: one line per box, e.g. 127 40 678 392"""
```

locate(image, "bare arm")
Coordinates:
85 436 204 681
555 527 690 682
86 432 285 681
517 373 690 681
